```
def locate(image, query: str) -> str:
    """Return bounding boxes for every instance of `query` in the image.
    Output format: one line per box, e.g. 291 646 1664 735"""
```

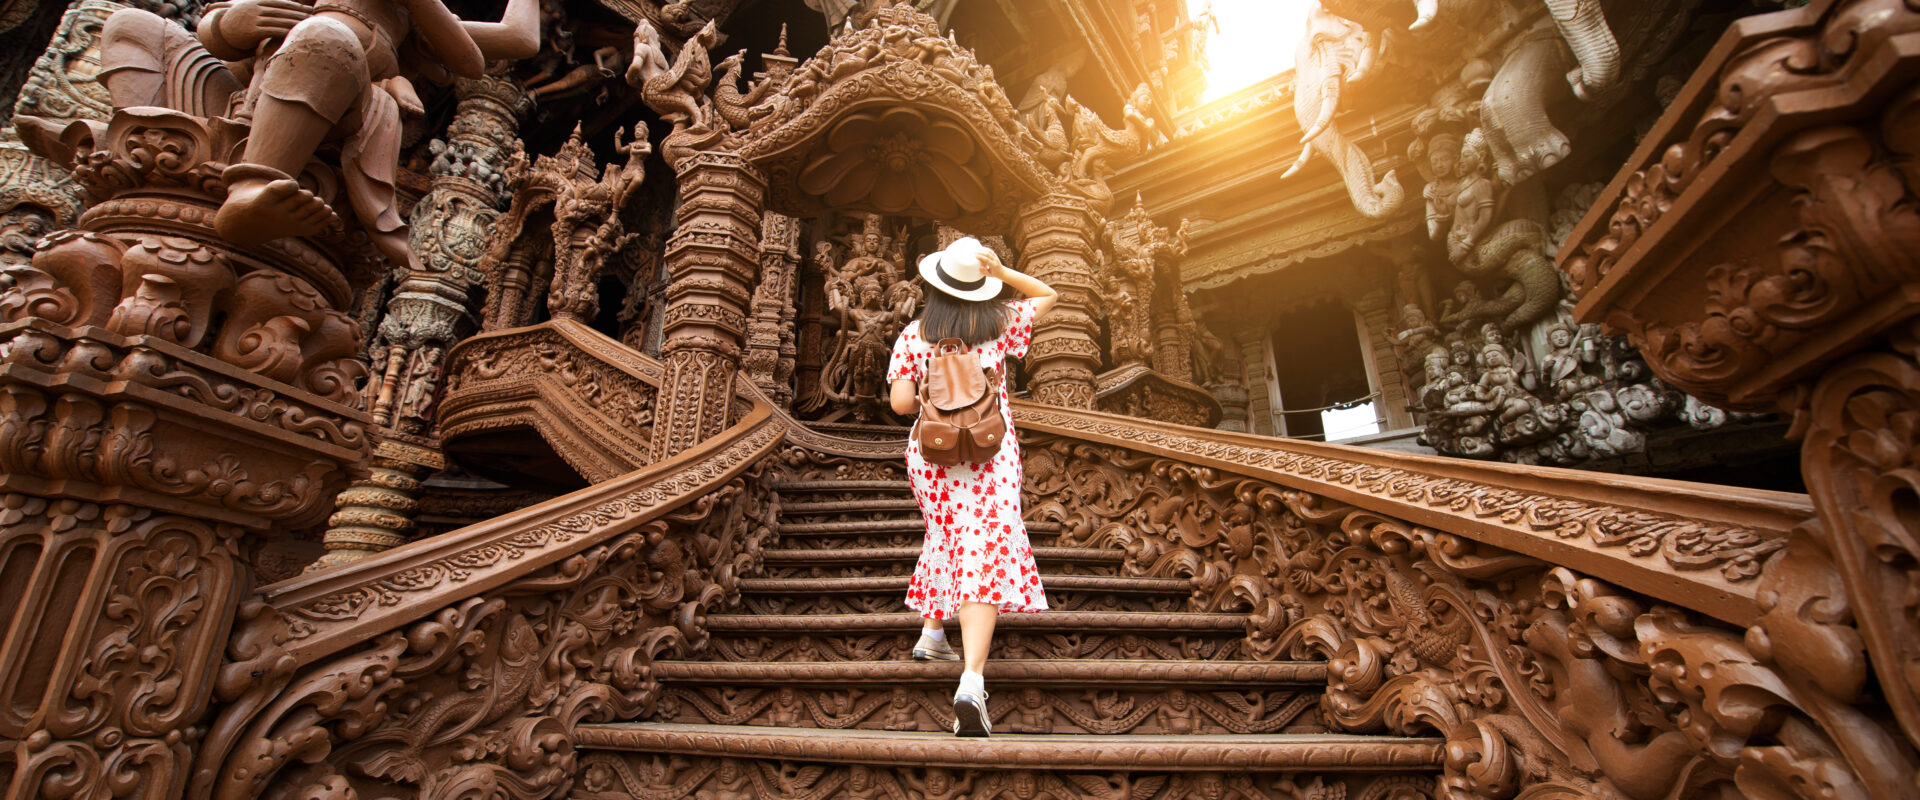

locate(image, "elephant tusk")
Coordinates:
1301 70 1342 144
1280 142 1315 180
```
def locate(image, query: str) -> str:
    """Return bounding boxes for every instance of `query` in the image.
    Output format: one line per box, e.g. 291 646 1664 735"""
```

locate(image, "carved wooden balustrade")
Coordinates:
1560 1 1920 795
181 332 786 800
438 319 671 482
1009 404 1912 799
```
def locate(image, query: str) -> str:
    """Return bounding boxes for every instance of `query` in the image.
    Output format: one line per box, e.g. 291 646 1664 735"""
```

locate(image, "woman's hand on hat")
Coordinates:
977 248 1005 279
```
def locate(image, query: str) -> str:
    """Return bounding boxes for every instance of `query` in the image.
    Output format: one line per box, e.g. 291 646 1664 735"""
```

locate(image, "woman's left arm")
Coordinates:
890 379 920 416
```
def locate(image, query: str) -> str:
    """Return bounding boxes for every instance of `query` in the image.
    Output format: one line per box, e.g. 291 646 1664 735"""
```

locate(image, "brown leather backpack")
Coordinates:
914 338 1008 466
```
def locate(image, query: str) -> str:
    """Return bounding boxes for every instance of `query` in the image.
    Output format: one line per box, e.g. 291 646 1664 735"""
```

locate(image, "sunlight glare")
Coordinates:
1188 0 1310 103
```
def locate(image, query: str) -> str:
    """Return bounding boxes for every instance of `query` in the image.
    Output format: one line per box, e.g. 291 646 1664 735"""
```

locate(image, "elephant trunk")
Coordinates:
1546 0 1620 101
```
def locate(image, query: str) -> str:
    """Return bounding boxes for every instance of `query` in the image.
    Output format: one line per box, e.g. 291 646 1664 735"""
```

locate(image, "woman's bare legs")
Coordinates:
957 601 997 675
951 601 998 735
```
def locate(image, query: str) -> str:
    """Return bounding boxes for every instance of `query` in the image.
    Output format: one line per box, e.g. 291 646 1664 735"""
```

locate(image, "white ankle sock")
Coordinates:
921 626 946 642
958 670 984 696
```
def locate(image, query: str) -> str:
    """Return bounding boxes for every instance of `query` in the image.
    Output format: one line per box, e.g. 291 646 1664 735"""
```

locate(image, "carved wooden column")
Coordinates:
0 0 118 267
652 151 765 460
1015 193 1103 408
1351 287 1414 430
743 211 801 407
316 77 526 567
0 104 369 799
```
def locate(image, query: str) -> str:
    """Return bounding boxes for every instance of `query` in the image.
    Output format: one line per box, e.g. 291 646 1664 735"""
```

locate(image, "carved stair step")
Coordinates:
568 721 1443 775
773 480 910 495
760 546 1119 566
645 659 1325 736
737 574 1189 595
778 497 922 515
736 574 1191 614
706 611 1245 634
647 660 1328 735
699 611 1251 662
654 658 1324 686
758 531 1065 553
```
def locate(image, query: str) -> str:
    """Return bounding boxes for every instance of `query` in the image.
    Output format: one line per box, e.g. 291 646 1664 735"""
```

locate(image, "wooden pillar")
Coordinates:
652 151 765 460
1351 288 1415 430
1015 193 1103 408
315 77 525 567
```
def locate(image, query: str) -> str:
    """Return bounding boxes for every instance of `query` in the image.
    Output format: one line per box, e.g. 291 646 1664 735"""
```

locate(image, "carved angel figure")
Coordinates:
1101 198 1190 369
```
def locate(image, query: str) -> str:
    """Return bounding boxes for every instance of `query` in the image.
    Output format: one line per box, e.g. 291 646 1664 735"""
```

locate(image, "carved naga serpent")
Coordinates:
1460 219 1561 331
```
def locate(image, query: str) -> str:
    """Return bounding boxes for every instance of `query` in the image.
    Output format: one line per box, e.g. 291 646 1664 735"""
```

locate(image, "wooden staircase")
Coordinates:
570 473 1448 798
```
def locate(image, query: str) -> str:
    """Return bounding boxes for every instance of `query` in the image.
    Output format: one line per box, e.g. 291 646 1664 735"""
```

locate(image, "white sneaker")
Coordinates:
952 687 991 737
912 633 960 661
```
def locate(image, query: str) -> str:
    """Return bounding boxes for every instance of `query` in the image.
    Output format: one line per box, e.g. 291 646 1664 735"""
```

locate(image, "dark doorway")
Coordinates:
1268 301 1373 441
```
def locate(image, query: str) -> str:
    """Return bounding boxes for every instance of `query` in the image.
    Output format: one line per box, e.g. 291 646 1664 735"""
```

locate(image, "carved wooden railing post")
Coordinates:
315 77 526 567
1016 193 1103 408
653 151 765 459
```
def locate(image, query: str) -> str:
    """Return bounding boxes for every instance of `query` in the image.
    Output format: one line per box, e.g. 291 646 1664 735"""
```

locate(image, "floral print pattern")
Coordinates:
886 298 1046 619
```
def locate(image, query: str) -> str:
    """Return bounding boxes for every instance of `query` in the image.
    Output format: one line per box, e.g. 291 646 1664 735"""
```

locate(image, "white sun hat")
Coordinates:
917 236 1004 302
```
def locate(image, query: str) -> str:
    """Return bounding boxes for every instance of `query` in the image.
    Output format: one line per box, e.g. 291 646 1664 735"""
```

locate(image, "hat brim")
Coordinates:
917 250 1004 302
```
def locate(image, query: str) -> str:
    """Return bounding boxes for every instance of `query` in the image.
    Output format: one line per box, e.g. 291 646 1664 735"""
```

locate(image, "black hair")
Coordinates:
919 286 1010 349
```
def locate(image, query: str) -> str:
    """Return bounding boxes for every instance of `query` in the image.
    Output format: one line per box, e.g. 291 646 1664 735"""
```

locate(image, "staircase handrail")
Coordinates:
255 396 783 667
193 381 785 799
1011 400 1809 626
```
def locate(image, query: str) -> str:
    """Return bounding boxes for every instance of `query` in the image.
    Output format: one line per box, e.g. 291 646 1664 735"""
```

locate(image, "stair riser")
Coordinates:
739 589 1190 615
650 684 1325 735
701 629 1248 662
767 532 1063 550
574 753 1441 799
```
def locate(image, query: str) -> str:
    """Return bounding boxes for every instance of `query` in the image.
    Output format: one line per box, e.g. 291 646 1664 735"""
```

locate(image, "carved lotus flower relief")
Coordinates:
797 106 990 219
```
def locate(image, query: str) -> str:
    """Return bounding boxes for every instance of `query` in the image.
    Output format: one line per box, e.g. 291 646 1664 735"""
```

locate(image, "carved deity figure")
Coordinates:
883 687 916 730
696 759 753 800
1446 131 1497 263
807 217 918 421
908 767 974 800
820 274 904 414
1101 196 1190 369
1157 689 1200 734
1420 130 1467 243
80 0 538 270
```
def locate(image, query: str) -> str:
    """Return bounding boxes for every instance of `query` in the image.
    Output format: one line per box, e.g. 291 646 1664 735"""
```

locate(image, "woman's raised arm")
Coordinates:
979 250 1058 319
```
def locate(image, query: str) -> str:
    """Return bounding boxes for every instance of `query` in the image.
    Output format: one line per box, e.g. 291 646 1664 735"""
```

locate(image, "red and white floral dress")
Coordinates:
886 298 1047 620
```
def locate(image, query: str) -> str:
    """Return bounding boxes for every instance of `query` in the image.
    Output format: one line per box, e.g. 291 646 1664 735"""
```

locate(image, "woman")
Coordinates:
886 236 1058 737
